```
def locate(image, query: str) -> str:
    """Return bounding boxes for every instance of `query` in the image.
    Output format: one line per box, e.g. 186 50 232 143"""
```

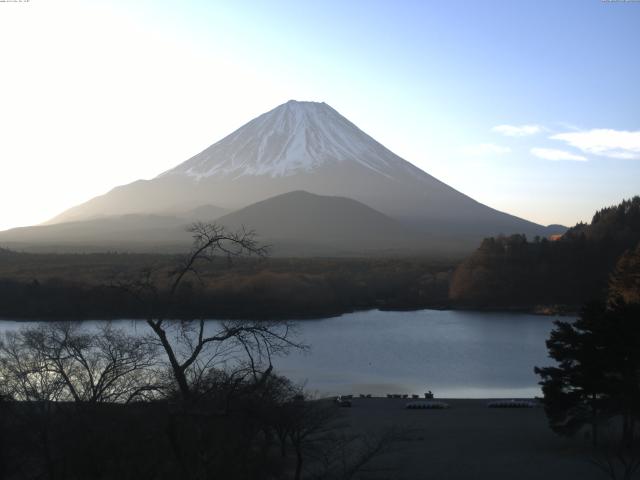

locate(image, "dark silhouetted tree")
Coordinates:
0 322 161 403
534 302 613 445
536 297 640 466
120 222 302 401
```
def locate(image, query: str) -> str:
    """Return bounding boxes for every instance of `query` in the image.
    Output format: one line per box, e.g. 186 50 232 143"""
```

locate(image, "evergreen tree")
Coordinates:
535 299 640 447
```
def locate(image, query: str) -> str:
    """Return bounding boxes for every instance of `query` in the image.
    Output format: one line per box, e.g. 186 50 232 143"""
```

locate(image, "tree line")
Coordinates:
450 196 640 310
0 248 452 320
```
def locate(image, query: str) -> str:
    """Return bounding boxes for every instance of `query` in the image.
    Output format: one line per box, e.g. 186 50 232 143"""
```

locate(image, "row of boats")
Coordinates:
334 395 538 410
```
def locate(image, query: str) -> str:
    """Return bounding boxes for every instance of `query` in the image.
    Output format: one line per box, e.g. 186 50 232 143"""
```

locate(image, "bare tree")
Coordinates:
0 322 162 480
0 329 67 403
310 426 409 480
277 396 408 480
287 399 340 480
0 322 161 404
120 222 303 401
590 423 640 480
592 448 640 480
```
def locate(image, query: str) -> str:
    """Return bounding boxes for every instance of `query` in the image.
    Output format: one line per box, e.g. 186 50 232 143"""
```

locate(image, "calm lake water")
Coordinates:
0 309 561 398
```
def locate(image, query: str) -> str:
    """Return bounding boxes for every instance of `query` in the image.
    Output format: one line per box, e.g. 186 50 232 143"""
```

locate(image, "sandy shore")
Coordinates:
338 398 603 479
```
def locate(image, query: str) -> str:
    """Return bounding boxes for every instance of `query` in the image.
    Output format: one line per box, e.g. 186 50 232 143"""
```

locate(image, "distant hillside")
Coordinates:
450 196 640 310
0 191 458 256
214 190 436 256
0 214 194 253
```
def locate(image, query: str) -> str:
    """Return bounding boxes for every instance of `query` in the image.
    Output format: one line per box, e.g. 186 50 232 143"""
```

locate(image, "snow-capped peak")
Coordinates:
159 100 410 180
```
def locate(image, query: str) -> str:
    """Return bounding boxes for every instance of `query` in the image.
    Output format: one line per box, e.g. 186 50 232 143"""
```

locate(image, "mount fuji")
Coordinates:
1 100 563 255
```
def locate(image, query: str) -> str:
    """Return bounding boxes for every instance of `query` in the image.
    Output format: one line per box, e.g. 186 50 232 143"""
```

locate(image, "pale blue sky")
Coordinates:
0 0 638 229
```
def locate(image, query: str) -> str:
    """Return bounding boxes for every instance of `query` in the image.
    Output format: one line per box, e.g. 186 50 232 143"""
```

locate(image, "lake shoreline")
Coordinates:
0 304 577 322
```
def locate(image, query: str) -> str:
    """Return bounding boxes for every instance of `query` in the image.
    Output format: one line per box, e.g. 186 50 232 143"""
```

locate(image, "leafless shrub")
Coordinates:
0 322 162 403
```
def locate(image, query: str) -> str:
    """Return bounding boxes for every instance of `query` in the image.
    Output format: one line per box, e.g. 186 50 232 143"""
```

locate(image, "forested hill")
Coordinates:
449 197 640 310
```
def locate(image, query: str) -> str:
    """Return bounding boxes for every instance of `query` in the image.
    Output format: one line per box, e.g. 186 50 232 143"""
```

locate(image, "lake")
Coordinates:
0 309 561 398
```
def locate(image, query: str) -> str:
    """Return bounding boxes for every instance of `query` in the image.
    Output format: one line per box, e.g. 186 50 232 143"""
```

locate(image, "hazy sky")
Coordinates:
1 0 639 231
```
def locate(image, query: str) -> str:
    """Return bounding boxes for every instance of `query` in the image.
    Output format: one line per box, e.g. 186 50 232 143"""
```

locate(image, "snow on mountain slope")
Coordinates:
159 100 411 180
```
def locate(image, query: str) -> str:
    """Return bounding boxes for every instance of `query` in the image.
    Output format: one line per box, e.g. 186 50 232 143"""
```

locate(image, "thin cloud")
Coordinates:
492 124 542 137
460 143 511 156
531 147 587 162
551 129 640 160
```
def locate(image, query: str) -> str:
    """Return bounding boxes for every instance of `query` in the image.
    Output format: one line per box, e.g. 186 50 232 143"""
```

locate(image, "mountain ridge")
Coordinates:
0 191 437 256
26 100 563 254
214 190 430 256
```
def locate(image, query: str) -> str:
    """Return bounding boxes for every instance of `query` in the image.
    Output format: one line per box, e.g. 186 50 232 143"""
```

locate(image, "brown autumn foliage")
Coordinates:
0 251 453 319
608 242 640 305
